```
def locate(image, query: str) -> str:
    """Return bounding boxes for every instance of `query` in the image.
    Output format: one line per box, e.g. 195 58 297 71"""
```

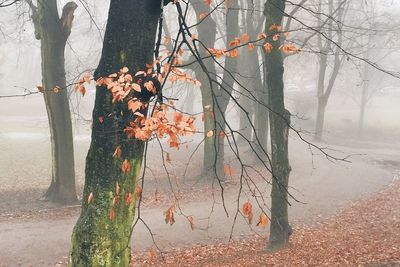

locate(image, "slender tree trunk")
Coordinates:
32 0 78 203
314 96 327 142
358 34 371 137
215 0 239 179
358 86 367 137
314 0 344 142
192 0 239 180
191 1 219 178
314 41 328 142
254 56 269 154
69 1 162 266
264 0 292 250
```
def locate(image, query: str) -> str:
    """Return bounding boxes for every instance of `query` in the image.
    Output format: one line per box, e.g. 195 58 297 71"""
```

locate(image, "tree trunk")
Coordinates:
264 0 292 250
314 0 344 142
358 34 371 137
69 1 162 266
191 1 222 179
254 56 269 154
314 96 327 142
34 0 77 204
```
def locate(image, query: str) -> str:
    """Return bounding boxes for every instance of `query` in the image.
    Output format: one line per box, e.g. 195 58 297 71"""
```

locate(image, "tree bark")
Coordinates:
69 1 162 266
264 0 292 250
33 0 77 204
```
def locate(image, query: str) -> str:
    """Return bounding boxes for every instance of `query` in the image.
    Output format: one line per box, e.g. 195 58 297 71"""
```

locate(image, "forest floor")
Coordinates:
130 180 400 267
0 133 399 266
1 97 400 266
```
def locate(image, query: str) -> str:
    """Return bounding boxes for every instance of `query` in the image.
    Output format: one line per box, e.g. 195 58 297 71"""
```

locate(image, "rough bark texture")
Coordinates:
69 1 162 266
33 0 77 203
264 0 292 250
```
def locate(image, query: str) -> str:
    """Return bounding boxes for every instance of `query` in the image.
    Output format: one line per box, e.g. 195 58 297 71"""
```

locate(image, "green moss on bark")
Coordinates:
69 1 162 266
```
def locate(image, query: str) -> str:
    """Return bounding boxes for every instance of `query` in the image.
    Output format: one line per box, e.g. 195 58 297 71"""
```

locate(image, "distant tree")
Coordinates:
314 0 345 141
27 0 77 203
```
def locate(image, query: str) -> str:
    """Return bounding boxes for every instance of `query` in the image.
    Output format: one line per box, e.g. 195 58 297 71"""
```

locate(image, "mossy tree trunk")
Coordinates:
69 1 162 266
29 0 78 204
264 0 292 250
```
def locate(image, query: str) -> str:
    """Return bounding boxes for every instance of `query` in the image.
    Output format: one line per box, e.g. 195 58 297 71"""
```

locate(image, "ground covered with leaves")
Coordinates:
131 181 400 266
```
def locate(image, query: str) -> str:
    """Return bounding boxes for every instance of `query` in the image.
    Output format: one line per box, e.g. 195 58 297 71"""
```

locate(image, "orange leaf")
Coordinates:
204 0 211 5
223 164 235 177
206 130 214 137
272 34 280 41
148 248 157 262
163 36 171 45
198 12 208 20
115 181 120 195
263 43 273 53
166 152 171 163
77 85 86 96
229 37 240 47
269 24 282 31
257 32 267 39
247 43 255 51
136 186 142 199
121 159 131 174
164 205 176 225
256 213 269 228
242 201 253 224
112 195 120 206
37 85 44 93
188 216 194 230
135 71 146 77
131 83 142 92
110 207 116 222
279 43 299 54
134 112 145 118
144 81 156 94
242 33 250 43
121 67 129 74
219 131 226 138
226 49 238 58
125 192 133 205
113 146 122 158
127 99 142 112
87 192 94 204
83 72 92 84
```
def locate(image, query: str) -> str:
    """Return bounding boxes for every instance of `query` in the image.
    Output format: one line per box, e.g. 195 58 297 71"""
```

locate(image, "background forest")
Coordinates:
0 0 399 266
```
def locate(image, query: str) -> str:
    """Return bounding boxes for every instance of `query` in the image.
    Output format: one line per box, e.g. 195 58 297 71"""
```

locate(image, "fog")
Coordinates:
0 0 399 266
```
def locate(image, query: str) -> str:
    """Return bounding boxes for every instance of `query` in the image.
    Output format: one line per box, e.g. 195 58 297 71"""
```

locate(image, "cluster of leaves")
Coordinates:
206 25 298 59
125 106 196 148
242 201 268 228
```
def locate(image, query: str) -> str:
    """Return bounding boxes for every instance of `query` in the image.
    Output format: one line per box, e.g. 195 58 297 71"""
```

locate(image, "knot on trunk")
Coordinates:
61 1 78 37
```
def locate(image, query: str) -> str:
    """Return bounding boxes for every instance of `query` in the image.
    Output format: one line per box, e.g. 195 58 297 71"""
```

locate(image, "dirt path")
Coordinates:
0 137 398 267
